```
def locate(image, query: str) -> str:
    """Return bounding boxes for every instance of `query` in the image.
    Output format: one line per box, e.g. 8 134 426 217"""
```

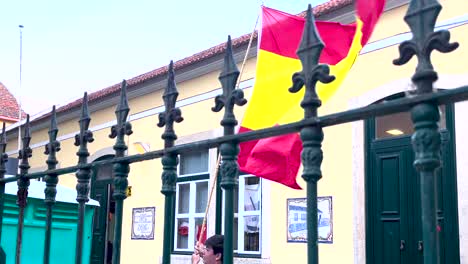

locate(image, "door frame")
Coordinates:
364 98 459 263
90 154 115 264
348 75 468 263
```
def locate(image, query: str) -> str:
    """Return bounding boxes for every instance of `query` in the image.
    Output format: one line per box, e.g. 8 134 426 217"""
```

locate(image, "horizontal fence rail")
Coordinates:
2 84 467 184
0 0 464 263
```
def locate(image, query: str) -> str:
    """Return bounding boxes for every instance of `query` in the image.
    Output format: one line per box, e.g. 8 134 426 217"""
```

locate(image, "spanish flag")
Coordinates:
238 1 385 189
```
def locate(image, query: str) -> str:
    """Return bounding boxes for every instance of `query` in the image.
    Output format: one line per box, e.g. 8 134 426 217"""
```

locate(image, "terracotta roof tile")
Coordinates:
0 82 24 121
48 0 353 120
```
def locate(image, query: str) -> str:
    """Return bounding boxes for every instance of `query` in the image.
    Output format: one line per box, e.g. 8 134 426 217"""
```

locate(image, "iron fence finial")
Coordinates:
394 1 459 263
290 4 334 118
213 36 247 132
159 60 184 264
158 60 183 149
110 80 133 147
214 35 247 264
394 0 458 91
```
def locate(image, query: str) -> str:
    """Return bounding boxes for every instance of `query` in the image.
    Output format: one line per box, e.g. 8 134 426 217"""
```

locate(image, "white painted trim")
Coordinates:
454 100 468 264
349 74 468 264
360 14 468 55
260 179 271 260
89 147 115 162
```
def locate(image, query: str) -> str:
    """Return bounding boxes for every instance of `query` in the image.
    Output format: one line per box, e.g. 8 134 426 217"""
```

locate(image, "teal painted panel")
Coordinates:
0 196 96 264
381 221 401 264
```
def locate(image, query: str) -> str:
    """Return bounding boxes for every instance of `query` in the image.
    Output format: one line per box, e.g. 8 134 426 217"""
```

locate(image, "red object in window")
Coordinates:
196 224 207 243
178 222 189 236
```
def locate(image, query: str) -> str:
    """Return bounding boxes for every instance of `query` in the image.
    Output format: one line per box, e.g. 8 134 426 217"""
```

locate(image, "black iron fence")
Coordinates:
0 0 466 263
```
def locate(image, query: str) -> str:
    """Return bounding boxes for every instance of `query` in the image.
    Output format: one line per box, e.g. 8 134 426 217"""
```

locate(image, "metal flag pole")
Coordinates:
197 9 261 245
17 25 24 154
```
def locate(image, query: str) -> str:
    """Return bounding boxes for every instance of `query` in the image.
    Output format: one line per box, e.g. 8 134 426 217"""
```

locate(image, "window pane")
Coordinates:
194 218 205 244
244 177 260 211
195 181 208 213
244 216 260 251
178 184 190 214
177 218 189 249
96 163 113 181
180 150 209 175
375 105 446 139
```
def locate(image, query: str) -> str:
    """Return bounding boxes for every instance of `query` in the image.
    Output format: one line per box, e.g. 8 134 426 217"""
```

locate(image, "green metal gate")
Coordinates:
0 1 467 264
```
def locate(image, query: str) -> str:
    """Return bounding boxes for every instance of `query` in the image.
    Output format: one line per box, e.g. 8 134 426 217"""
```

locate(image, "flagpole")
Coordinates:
17 25 24 154
196 6 260 246
236 13 260 89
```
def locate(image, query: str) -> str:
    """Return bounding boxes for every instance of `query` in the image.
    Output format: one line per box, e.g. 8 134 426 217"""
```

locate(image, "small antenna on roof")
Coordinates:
17 25 24 158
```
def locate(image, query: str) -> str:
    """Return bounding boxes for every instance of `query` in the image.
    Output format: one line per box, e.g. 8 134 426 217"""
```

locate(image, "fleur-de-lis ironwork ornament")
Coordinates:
393 0 458 92
74 93 94 149
17 115 32 208
44 106 61 156
75 93 94 204
44 106 61 205
290 4 335 118
110 80 133 143
158 61 183 148
212 36 247 130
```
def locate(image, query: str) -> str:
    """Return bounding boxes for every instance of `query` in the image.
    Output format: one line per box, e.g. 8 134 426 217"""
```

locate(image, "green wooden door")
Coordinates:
89 156 114 264
90 180 111 264
365 100 459 264
369 138 413 264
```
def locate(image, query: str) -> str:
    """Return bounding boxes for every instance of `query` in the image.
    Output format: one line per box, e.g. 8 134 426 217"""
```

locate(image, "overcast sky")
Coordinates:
0 0 329 116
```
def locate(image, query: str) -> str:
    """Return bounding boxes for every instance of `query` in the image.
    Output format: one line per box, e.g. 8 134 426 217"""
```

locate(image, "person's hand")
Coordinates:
191 252 201 264
192 242 204 264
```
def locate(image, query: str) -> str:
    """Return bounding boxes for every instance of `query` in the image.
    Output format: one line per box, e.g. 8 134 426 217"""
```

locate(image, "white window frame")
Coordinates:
177 149 210 178
174 179 209 252
222 174 262 255
173 147 213 252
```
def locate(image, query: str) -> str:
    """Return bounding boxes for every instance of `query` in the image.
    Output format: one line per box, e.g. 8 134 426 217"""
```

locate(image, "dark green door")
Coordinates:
90 180 111 264
90 156 114 264
365 97 459 264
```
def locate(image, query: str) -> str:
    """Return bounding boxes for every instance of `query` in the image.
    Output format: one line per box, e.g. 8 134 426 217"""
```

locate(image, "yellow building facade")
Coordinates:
4 0 468 263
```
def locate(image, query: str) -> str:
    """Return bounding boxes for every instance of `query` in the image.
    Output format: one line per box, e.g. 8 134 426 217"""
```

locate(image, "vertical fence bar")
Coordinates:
158 61 183 264
110 80 133 264
15 115 32 264
290 6 335 264
212 36 247 264
74 93 94 264
0 123 8 262
43 106 61 264
393 0 459 263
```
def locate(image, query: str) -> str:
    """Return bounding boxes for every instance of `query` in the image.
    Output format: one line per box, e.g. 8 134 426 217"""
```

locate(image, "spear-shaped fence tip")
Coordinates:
82 92 88 115
80 92 90 121
50 105 58 131
297 2 324 64
221 35 239 77
116 79 129 115
165 61 177 96
25 114 30 138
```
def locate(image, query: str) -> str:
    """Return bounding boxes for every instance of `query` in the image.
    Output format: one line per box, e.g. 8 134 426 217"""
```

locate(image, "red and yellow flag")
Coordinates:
238 1 385 189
